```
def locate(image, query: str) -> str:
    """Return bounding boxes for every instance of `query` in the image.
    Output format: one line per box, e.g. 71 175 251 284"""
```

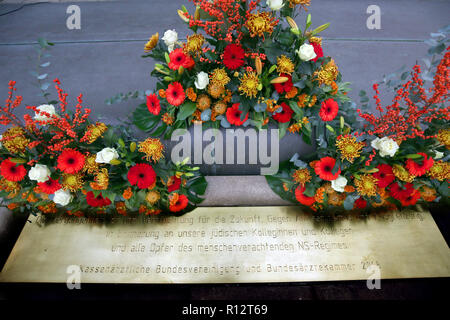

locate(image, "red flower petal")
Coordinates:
319 98 339 122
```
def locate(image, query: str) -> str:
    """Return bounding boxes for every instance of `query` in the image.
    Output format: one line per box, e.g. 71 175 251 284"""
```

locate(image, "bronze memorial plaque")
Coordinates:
1 206 449 283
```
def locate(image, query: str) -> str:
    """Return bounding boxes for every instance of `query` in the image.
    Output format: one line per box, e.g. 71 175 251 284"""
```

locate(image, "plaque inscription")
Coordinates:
1 207 449 283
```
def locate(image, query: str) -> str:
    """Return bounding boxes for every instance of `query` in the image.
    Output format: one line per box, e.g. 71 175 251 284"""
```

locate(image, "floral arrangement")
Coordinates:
0 80 207 217
267 47 450 212
132 0 351 140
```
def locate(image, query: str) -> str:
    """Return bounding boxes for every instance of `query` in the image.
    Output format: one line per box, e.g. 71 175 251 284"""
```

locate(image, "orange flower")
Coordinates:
344 185 355 193
285 87 298 99
116 202 127 216
314 187 326 203
7 203 19 210
123 187 133 200
186 87 197 102
158 89 166 98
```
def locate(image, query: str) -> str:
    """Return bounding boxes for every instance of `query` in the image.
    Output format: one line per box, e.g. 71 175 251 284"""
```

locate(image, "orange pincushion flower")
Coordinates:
246 11 277 38
427 160 450 181
115 202 127 216
354 174 378 197
344 185 356 193
336 135 364 163
123 187 133 200
197 94 212 111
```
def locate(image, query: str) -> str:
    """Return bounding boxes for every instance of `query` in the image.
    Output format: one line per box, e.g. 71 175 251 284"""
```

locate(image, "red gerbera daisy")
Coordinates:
373 164 395 188
272 102 294 123
354 197 367 209
405 152 434 177
168 48 194 71
169 194 189 212
57 149 85 174
146 94 161 115
295 185 316 206
184 55 195 70
127 163 156 189
223 44 245 70
38 178 62 194
319 98 339 122
399 188 421 207
311 42 324 62
167 176 181 193
86 191 112 207
273 74 293 94
389 182 415 201
314 157 341 181
0 158 27 182
226 103 249 126
166 82 186 106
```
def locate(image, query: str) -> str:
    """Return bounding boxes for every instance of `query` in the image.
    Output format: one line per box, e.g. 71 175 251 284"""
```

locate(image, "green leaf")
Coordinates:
177 101 197 121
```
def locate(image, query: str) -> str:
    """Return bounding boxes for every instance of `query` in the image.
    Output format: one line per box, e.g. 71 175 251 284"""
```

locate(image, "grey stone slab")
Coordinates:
200 176 293 206
0 0 449 44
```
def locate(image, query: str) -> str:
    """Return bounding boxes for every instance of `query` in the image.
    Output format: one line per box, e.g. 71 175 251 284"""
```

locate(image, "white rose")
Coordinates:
371 137 399 157
34 104 57 121
53 189 73 206
162 29 178 52
95 147 119 164
296 43 317 61
434 151 444 159
28 164 51 183
266 0 284 10
195 71 210 90
331 175 348 193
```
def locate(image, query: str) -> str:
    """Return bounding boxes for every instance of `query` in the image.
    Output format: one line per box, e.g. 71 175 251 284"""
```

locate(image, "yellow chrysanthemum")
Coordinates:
83 153 99 174
184 34 205 54
336 135 365 163
314 59 339 86
427 160 450 181
328 192 345 206
213 101 227 115
139 138 164 162
210 68 231 87
309 36 322 45
62 173 84 192
197 94 211 111
146 190 160 205
277 55 295 75
90 168 109 190
207 83 225 99
246 12 277 38
144 33 159 52
238 71 260 98
0 179 20 193
355 174 378 197
436 129 450 149
85 122 108 144
292 168 311 186
2 126 30 154
289 0 311 8
393 164 415 183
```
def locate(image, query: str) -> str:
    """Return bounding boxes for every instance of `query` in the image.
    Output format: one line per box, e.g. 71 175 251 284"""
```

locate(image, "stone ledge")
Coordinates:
201 176 292 207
